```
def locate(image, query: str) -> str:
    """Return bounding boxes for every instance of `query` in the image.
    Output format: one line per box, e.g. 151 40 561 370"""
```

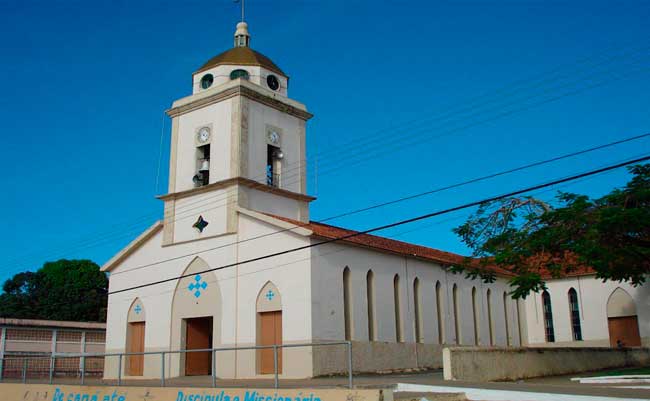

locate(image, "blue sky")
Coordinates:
0 0 649 283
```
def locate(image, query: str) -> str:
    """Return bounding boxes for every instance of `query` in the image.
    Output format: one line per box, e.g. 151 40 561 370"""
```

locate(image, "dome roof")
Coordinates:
196 47 285 76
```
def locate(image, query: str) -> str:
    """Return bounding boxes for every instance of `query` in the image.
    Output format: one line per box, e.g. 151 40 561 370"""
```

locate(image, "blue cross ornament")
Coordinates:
134 304 142 314
188 274 208 298
265 289 275 301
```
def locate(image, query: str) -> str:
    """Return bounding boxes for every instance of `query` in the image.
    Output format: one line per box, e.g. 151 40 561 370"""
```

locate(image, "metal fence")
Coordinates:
0 341 353 389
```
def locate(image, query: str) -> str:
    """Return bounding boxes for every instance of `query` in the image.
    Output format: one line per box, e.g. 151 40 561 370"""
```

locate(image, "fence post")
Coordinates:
49 355 54 384
211 350 216 388
273 345 279 389
81 355 86 385
0 357 3 382
117 354 122 386
21 358 27 384
161 352 165 387
347 341 353 389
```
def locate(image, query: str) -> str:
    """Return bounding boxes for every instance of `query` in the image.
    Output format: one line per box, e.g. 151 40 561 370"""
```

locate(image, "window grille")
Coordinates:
568 288 583 341
542 291 555 342
5 328 52 342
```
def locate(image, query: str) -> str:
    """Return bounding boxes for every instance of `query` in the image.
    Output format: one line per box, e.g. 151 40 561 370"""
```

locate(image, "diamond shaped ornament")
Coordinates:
193 216 209 233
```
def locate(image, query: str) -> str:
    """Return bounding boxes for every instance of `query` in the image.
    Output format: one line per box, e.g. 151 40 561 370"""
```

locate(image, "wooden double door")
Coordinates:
608 316 641 347
185 317 213 376
258 311 283 374
127 322 145 376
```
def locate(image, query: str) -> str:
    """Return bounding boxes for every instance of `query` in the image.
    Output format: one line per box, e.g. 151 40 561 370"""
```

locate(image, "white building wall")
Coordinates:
173 99 233 192
524 275 650 346
309 242 519 348
246 99 305 194
104 211 314 379
192 65 289 97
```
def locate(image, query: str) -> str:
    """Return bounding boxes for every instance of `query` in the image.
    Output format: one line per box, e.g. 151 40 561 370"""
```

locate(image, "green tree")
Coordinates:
0 259 107 322
453 164 650 299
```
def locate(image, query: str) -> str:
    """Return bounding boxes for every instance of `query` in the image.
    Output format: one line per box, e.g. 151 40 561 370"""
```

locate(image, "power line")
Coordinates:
108 154 650 295
4 49 648 270
108 132 650 278
23 162 629 313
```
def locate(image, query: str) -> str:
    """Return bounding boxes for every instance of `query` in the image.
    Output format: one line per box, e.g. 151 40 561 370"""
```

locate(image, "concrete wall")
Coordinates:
313 341 444 377
523 276 650 346
443 346 650 381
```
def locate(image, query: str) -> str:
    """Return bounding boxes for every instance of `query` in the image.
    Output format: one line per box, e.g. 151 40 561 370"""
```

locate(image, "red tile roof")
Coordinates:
267 213 516 276
266 213 598 279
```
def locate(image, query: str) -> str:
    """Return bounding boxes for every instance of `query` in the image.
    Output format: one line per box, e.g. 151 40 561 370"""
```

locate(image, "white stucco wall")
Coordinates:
309 242 521 349
246 99 305 194
172 99 233 193
104 211 314 379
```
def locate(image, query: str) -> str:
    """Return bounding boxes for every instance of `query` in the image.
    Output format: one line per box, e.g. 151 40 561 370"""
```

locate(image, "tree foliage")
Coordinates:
0 259 107 322
453 164 650 299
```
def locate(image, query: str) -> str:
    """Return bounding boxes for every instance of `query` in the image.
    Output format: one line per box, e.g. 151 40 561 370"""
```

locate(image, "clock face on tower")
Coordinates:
267 130 280 145
197 127 211 143
266 74 280 91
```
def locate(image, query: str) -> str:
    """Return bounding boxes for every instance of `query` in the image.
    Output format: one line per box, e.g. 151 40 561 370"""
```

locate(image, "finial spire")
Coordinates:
234 0 245 22
234 21 250 48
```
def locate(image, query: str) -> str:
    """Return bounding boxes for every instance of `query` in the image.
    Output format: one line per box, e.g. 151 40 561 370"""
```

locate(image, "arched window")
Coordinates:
542 290 555 342
503 292 511 346
229 69 250 80
436 281 445 344
471 287 480 345
394 274 403 342
366 270 375 341
568 288 582 341
486 289 494 345
413 278 422 343
343 267 353 341
452 284 460 344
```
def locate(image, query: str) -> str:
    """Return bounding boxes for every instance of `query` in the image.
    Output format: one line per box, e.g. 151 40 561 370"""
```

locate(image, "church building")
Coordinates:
102 22 649 380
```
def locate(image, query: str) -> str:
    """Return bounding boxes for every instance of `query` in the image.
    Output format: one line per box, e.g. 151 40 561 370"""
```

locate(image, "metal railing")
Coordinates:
0 341 353 389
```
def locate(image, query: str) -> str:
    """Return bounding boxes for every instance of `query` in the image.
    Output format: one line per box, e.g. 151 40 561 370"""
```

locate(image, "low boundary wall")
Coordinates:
313 341 443 376
0 383 391 401
443 346 650 382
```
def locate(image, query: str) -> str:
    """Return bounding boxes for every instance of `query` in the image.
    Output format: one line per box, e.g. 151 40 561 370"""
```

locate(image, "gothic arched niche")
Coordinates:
606 287 641 347
256 281 283 374
169 256 222 376
256 281 282 312
607 287 637 318
127 298 146 323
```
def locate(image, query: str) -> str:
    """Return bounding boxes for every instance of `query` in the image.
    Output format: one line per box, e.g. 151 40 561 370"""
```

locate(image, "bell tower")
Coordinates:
159 22 314 245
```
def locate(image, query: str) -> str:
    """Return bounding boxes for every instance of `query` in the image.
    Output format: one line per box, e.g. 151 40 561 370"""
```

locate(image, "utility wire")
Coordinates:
108 154 650 295
4 50 648 269
23 161 631 312
108 132 650 278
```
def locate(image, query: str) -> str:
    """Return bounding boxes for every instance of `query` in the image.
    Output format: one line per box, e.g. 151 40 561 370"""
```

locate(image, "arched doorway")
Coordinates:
170 257 221 376
126 298 146 376
607 288 641 347
256 281 282 374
